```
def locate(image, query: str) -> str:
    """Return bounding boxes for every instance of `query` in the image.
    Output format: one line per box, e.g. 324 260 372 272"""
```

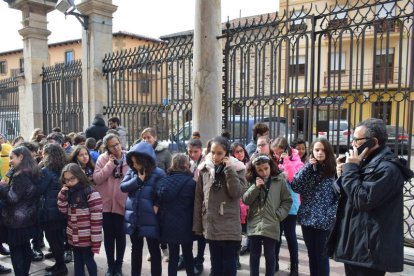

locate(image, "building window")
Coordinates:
0 61 6 75
19 58 24 73
375 48 394 83
65 51 74 64
139 79 150 94
289 55 306 77
329 52 346 73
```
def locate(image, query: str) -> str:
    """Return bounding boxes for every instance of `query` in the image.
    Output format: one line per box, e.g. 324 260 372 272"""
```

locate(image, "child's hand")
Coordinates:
255 177 264 188
138 170 146 182
153 206 159 214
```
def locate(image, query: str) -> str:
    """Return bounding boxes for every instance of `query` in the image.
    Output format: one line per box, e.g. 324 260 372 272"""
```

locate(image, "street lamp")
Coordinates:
55 0 89 30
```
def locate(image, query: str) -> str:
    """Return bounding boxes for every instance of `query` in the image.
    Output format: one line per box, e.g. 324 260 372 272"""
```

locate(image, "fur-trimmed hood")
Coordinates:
154 140 170 153
198 153 246 180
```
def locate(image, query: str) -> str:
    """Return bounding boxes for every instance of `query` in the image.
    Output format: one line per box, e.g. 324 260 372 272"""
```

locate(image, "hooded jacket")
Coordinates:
115 126 128 149
326 147 405 272
154 141 172 172
85 116 109 141
243 174 292 240
120 142 166 237
192 154 247 241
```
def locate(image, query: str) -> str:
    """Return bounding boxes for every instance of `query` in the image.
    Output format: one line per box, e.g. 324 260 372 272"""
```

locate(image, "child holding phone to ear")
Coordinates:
193 136 247 276
57 163 103 276
120 141 166 276
243 154 292 276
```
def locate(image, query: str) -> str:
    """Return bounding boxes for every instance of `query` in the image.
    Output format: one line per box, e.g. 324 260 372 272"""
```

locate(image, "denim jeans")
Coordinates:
102 213 126 273
208 240 238 276
301 225 330 276
275 214 299 265
249 235 277 276
168 242 194 276
130 230 161 276
9 242 32 276
73 246 97 276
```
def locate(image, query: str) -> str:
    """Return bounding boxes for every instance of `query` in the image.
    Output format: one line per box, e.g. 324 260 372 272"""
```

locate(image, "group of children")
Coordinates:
0 120 340 276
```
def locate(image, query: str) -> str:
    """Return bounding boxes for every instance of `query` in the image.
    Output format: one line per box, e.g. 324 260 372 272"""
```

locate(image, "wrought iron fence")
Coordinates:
0 77 19 141
220 0 414 245
101 0 414 245
42 60 84 134
102 36 193 148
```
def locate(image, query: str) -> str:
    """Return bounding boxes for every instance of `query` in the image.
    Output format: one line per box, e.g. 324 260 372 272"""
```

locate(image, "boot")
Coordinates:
290 262 299 276
177 255 185 270
194 257 204 275
63 250 72 263
236 255 241 270
45 265 68 276
32 248 44 262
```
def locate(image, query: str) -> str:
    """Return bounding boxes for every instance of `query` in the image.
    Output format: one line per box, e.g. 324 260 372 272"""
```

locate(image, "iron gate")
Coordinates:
42 60 84 134
0 77 19 141
102 0 414 244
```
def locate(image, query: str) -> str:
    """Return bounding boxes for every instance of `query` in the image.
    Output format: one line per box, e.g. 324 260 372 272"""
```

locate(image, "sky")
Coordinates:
0 0 279 52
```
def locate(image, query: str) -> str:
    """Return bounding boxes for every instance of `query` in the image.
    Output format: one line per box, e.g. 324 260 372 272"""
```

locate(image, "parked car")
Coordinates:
317 120 353 151
168 115 288 152
386 125 410 154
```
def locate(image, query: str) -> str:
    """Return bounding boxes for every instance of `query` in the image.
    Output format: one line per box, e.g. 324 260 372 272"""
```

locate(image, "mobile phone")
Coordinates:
357 138 376 155
339 156 346 163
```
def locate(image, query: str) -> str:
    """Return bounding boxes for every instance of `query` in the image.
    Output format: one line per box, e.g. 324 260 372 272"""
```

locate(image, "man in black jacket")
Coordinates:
327 118 410 275
85 114 109 142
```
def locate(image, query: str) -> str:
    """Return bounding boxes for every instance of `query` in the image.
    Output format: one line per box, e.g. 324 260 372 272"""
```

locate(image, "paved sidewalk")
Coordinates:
1 234 413 275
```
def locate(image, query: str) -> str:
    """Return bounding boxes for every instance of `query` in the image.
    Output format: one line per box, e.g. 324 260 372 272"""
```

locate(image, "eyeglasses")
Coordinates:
352 137 369 142
108 143 121 150
234 149 244 154
63 176 77 184
257 143 268 148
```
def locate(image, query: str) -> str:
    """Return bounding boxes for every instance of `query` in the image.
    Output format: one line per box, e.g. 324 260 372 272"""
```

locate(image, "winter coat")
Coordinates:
245 140 257 157
279 149 303 215
120 142 166 237
37 168 65 224
57 183 103 253
243 174 292 240
93 151 129 216
157 172 195 244
291 163 338 230
326 147 405 272
85 117 109 142
154 141 172 172
115 126 128 149
193 154 247 241
0 172 39 229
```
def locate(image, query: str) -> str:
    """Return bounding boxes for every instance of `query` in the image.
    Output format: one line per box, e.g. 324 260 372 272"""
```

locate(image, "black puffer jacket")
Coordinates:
326 147 404 272
85 116 109 141
37 168 65 224
0 172 39 229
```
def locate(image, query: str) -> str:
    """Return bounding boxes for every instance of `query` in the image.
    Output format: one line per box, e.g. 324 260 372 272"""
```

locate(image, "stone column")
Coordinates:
7 0 55 139
193 0 222 145
77 0 117 129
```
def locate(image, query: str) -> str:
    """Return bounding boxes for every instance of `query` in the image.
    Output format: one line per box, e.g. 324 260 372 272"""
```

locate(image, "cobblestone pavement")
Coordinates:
1 230 413 275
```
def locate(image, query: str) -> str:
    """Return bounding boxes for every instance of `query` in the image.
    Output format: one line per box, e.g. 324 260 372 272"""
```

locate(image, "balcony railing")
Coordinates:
323 67 404 88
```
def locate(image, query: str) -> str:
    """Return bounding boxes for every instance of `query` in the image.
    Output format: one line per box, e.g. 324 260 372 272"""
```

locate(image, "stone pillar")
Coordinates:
7 0 55 139
77 0 117 129
193 0 222 145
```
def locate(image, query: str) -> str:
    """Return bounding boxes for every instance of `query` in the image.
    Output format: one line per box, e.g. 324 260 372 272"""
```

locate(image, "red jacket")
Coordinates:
58 184 103 254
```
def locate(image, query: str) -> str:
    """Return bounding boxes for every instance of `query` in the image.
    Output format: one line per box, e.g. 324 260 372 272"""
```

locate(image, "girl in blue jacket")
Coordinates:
120 142 166 276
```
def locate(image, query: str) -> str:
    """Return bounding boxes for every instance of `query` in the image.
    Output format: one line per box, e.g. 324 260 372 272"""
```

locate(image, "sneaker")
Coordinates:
239 245 250 256
0 245 9 256
63 250 72 263
177 255 185 270
194 258 203 275
32 249 44 262
146 253 151 261
0 264 11 275
162 248 169 262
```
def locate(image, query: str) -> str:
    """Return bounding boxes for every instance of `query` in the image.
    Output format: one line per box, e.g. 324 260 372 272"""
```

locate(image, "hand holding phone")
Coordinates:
255 177 265 188
357 138 376 155
347 138 376 164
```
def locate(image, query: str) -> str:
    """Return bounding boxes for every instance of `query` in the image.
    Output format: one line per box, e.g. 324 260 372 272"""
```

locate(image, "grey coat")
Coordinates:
154 141 172 172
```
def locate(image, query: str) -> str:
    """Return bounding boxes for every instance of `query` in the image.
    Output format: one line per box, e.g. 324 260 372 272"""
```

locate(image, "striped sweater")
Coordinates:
57 184 103 254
